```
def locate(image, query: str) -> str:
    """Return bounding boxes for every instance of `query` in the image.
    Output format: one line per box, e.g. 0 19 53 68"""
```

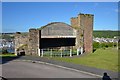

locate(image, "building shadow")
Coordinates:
1 56 22 64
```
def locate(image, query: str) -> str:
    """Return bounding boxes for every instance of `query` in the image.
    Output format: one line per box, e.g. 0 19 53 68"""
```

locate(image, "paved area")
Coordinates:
16 56 118 78
1 56 119 79
2 61 99 78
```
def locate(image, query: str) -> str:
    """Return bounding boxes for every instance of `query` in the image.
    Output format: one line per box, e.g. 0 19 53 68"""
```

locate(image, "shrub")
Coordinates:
93 42 100 49
1 49 8 54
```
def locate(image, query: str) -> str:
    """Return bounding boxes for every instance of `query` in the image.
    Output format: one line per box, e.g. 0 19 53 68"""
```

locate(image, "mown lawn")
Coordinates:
0 53 16 57
50 47 118 72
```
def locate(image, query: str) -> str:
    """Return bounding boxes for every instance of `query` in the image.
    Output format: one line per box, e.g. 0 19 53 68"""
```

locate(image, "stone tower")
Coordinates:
28 29 41 55
71 13 94 53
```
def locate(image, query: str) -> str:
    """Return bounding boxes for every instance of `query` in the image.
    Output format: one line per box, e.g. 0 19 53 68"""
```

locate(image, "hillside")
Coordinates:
93 30 119 38
0 30 119 39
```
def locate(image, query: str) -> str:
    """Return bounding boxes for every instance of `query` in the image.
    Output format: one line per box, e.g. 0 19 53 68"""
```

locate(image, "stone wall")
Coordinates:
71 17 78 29
80 14 93 53
28 29 41 55
15 13 93 55
71 13 93 53
14 32 28 55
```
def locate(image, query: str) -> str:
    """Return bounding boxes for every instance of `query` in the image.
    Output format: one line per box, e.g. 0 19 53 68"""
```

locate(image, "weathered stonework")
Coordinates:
71 13 93 53
15 32 28 55
28 29 41 55
15 13 94 55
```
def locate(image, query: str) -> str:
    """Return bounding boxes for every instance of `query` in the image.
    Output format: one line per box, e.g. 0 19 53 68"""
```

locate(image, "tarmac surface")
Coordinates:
1 55 119 79
2 61 99 78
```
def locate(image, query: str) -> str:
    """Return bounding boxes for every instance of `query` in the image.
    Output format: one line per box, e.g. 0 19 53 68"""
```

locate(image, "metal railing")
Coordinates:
38 48 83 57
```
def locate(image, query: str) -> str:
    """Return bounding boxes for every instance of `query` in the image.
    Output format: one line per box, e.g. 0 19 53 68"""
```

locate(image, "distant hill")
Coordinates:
93 30 119 38
0 30 119 39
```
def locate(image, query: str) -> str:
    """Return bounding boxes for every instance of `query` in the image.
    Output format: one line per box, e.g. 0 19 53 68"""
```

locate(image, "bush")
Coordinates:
1 49 8 54
101 43 106 48
93 42 117 52
93 42 100 49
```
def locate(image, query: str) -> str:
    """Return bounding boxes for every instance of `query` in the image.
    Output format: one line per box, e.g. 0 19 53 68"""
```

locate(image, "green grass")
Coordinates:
0 53 16 57
50 47 118 72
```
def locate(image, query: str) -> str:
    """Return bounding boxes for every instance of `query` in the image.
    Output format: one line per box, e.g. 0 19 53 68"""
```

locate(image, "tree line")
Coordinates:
93 30 119 38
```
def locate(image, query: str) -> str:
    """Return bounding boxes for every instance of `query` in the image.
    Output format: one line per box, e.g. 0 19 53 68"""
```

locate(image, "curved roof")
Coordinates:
41 22 75 36
40 22 72 29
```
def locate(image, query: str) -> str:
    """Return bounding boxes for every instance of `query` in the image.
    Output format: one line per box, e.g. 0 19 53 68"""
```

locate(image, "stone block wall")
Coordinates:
15 13 93 55
79 14 93 53
71 17 78 29
14 32 28 55
28 29 41 55
71 13 94 53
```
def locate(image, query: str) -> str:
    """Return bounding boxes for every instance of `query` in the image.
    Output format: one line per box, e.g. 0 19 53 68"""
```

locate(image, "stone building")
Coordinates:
15 13 94 56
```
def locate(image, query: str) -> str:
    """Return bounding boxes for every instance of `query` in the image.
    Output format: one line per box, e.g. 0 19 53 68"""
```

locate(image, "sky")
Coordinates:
2 2 118 33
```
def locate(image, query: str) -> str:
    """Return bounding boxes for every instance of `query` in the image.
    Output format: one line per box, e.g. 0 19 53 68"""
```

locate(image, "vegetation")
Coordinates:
93 30 119 38
0 34 14 39
50 47 118 72
0 49 8 54
0 53 16 57
93 42 117 49
1 30 119 39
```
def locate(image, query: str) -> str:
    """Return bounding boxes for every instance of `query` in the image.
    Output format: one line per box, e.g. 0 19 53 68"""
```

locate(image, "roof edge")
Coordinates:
38 22 73 30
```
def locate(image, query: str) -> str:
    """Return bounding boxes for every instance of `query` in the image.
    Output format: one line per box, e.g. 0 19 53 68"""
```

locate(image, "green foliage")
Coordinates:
1 34 14 39
101 42 106 48
93 42 117 50
0 53 16 57
93 42 100 49
93 30 119 38
0 49 8 54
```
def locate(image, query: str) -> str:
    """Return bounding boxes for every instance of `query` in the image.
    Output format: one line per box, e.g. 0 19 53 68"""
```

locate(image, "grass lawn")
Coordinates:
50 47 118 72
0 53 16 57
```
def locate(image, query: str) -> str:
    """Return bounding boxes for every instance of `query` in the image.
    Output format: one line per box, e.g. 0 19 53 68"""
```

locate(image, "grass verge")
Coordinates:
0 53 16 57
50 47 118 72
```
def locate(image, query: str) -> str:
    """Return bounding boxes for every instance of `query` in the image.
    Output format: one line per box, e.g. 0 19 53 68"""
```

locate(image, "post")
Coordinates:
61 49 62 57
38 48 40 56
81 47 83 54
41 49 43 57
77 48 79 56
50 49 52 57
15 49 18 56
70 49 72 57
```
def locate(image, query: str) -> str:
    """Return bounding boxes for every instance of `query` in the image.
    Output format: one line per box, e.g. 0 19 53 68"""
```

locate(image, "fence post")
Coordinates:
77 48 79 56
41 49 43 57
81 47 83 54
50 49 52 57
61 49 62 57
15 49 18 56
38 48 40 56
70 49 72 57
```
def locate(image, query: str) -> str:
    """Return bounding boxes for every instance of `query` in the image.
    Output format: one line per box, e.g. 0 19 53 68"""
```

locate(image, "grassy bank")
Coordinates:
0 53 16 57
50 47 118 72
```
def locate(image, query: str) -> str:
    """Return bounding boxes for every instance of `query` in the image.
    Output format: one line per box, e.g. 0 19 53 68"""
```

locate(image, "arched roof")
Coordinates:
40 22 72 29
41 22 75 36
